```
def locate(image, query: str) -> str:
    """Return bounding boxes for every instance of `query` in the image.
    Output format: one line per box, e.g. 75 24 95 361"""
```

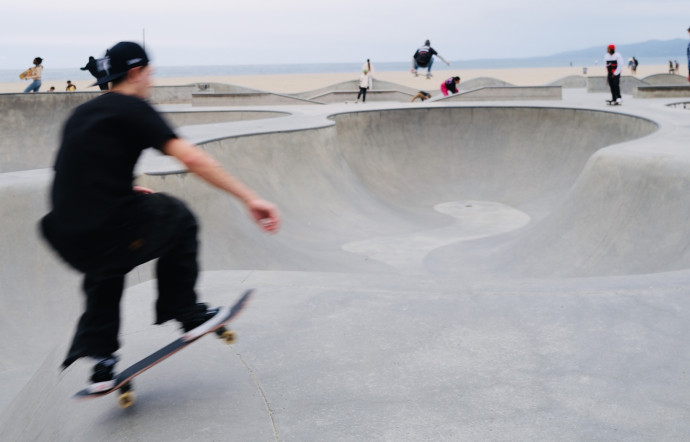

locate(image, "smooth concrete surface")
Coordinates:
308 90 413 103
2 84 690 441
438 86 562 101
192 92 321 106
642 74 688 86
547 75 587 88
633 85 690 98
586 76 649 94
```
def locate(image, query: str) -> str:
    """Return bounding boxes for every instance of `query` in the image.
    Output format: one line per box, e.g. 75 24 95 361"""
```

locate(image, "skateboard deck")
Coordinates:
19 69 31 80
605 100 622 106
74 288 254 407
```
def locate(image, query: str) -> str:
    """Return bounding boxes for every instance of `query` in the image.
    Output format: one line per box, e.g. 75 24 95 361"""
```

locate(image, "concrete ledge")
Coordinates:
586 76 648 94
547 75 587 88
294 79 419 100
192 92 319 106
438 86 562 101
633 85 690 98
161 109 289 128
308 89 413 103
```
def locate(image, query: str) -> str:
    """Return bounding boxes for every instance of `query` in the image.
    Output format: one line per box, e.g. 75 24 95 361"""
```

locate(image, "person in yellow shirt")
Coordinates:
66 80 77 92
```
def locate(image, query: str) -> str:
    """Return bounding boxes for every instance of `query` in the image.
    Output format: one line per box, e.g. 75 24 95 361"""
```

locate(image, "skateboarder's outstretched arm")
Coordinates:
164 137 281 233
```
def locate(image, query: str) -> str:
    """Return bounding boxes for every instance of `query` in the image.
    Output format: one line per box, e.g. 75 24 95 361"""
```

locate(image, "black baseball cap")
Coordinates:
94 41 149 86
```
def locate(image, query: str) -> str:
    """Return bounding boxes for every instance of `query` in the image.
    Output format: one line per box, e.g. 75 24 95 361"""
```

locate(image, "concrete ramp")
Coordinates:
641 73 688 86
433 86 562 101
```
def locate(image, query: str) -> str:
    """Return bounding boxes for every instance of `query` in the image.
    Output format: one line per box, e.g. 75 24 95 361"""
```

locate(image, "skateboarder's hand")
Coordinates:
246 198 281 233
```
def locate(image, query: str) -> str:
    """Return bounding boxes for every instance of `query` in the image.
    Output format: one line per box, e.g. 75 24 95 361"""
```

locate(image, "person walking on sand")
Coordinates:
411 40 450 79
23 57 43 93
39 41 281 393
355 69 370 103
440 76 461 96
66 80 77 92
605 44 623 105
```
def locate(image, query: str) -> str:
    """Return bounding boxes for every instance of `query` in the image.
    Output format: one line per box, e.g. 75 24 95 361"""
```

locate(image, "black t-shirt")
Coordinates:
44 92 176 246
414 46 438 65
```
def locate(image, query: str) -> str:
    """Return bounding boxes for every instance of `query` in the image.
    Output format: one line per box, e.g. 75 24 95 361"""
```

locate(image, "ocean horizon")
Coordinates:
0 56 677 84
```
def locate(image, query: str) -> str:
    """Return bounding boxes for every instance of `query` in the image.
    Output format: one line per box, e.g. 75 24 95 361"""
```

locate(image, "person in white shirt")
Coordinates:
355 69 370 103
604 44 624 104
362 59 374 89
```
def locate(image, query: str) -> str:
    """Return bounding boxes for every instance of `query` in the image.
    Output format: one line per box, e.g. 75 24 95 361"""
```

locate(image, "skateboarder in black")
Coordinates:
410 40 450 79
80 56 109 90
40 41 281 392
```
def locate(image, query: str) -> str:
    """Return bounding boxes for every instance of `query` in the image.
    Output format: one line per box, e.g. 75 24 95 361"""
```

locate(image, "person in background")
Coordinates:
410 90 432 102
362 58 374 90
355 69 370 103
411 40 450 79
23 57 44 93
440 76 461 96
81 56 109 90
605 44 623 105
66 80 77 92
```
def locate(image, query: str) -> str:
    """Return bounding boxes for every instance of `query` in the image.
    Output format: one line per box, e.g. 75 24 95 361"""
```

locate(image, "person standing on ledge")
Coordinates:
362 58 374 89
604 44 623 105
39 41 281 393
355 69 370 103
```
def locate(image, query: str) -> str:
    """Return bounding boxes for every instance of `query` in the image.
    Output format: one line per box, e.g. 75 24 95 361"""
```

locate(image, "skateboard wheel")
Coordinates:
219 329 236 344
118 391 136 408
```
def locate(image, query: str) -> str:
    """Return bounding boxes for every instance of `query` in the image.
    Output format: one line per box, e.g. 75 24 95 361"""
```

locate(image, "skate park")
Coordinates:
1 75 690 440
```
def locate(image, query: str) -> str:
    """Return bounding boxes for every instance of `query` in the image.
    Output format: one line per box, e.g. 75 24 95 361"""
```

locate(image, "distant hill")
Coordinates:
554 39 687 60
457 39 688 69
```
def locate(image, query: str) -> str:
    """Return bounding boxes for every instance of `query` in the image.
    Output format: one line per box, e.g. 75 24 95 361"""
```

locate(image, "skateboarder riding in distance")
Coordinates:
605 44 623 105
39 41 281 392
411 40 450 79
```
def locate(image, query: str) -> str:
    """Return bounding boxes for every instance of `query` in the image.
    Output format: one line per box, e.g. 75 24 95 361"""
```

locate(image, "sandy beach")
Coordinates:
0 64 677 95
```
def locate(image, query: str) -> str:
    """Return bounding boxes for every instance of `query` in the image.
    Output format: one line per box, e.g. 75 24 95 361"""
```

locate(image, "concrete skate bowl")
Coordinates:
5 105 686 441
134 106 665 280
0 91 287 173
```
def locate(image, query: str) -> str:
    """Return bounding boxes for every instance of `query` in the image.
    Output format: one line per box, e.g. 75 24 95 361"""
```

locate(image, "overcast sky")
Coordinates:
3 0 688 68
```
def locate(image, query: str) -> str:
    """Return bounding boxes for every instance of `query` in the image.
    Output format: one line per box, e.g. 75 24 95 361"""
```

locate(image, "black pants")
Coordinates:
608 74 621 101
357 87 367 102
42 193 200 367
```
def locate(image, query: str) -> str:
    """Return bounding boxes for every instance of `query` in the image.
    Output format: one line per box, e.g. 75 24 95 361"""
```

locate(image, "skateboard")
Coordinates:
19 68 32 80
74 288 254 408
605 100 622 106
